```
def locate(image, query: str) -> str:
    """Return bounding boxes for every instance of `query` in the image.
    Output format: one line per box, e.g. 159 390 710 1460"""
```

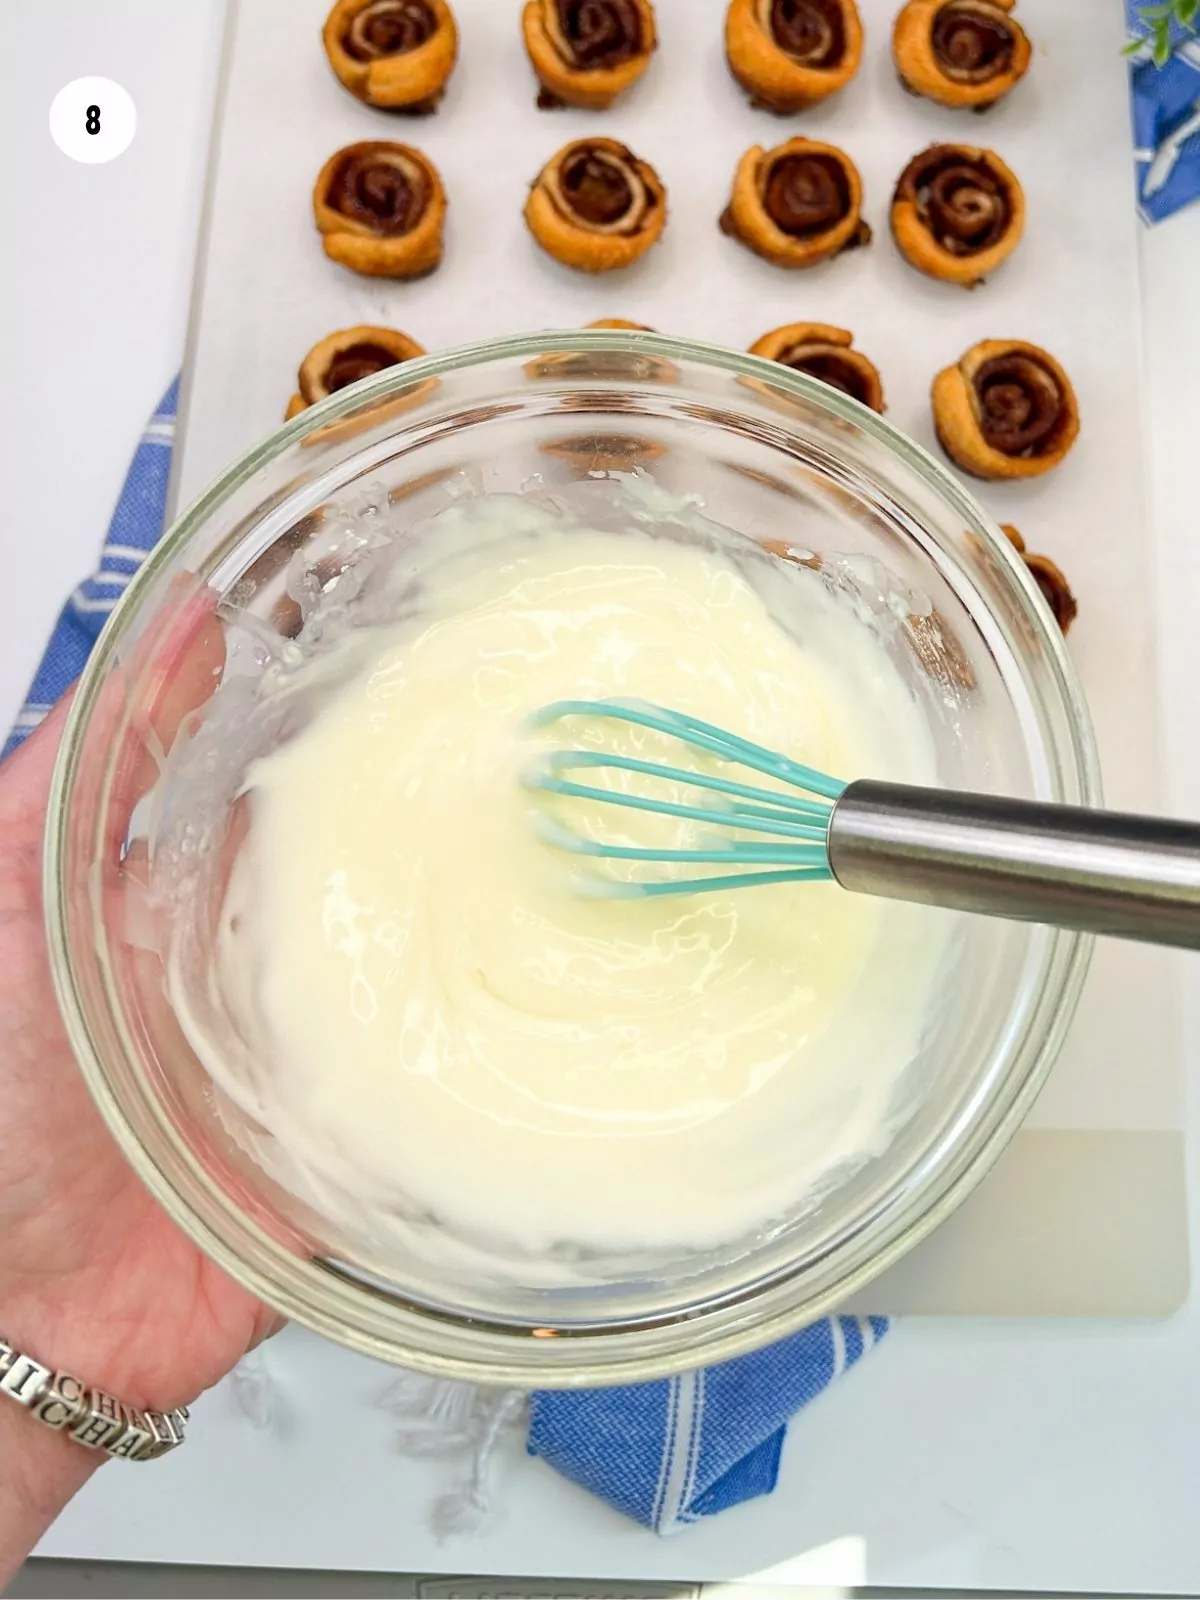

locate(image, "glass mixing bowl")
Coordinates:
45 332 1098 1386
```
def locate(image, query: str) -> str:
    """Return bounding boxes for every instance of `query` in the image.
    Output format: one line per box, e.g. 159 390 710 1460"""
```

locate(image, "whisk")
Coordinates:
524 700 1200 950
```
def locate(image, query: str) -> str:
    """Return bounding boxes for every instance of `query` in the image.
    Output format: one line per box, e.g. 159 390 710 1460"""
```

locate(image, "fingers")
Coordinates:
3 576 226 859
42 575 332 1274
0 694 77 838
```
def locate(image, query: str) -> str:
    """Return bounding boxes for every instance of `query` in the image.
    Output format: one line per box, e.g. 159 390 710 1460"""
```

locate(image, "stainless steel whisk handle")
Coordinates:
828 781 1200 950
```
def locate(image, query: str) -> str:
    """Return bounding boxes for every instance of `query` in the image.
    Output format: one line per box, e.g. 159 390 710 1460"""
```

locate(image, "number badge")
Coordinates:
49 77 136 165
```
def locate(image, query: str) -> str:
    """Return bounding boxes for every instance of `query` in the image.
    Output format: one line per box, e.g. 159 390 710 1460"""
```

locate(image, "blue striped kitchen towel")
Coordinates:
1127 1 1200 222
5 377 889 1532
2 378 179 760
529 1315 888 1532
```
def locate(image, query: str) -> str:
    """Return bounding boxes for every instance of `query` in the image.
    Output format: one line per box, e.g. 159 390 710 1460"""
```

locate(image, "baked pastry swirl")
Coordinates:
313 141 446 277
725 0 864 112
933 340 1080 480
750 323 883 411
720 139 869 268
522 0 657 108
285 327 426 419
525 139 666 271
893 0 1031 111
322 0 458 111
1002 525 1077 634
891 144 1024 287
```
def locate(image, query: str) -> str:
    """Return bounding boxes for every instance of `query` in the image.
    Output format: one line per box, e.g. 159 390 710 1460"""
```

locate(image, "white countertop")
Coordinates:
4 1 1200 1593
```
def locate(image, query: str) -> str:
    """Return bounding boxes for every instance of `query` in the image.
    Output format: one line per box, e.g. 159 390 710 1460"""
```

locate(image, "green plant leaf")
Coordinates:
1128 0 1200 61
1136 0 1199 25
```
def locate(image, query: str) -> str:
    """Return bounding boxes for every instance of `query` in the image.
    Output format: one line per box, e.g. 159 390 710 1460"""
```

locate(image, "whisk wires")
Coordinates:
523 699 847 898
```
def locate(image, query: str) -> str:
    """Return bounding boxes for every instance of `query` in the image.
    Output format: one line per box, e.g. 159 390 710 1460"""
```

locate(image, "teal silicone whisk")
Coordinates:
524 699 1200 950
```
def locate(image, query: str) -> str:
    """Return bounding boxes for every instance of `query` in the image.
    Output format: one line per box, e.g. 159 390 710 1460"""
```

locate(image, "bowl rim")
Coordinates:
44 330 1101 1384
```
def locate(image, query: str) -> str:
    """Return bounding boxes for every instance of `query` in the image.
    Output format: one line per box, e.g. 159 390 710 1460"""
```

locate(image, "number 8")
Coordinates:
85 105 101 135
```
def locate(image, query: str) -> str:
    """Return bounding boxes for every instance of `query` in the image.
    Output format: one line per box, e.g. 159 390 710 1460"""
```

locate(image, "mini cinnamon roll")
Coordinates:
322 0 458 112
720 139 869 268
522 0 657 109
525 139 666 272
1002 525 1077 633
896 145 1024 289
586 317 655 329
933 340 1080 480
891 145 1023 287
313 141 446 278
893 0 1031 111
750 323 884 412
285 326 426 419
725 0 864 113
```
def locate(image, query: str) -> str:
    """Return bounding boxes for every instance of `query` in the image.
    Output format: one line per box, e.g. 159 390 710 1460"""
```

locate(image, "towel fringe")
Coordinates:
229 1347 286 1431
378 1373 528 1535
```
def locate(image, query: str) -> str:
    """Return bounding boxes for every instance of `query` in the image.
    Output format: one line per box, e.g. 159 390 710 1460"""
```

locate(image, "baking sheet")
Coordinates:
171 0 1187 1326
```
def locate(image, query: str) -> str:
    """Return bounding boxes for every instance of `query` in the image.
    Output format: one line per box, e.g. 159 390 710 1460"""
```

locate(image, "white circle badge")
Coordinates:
49 77 137 166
